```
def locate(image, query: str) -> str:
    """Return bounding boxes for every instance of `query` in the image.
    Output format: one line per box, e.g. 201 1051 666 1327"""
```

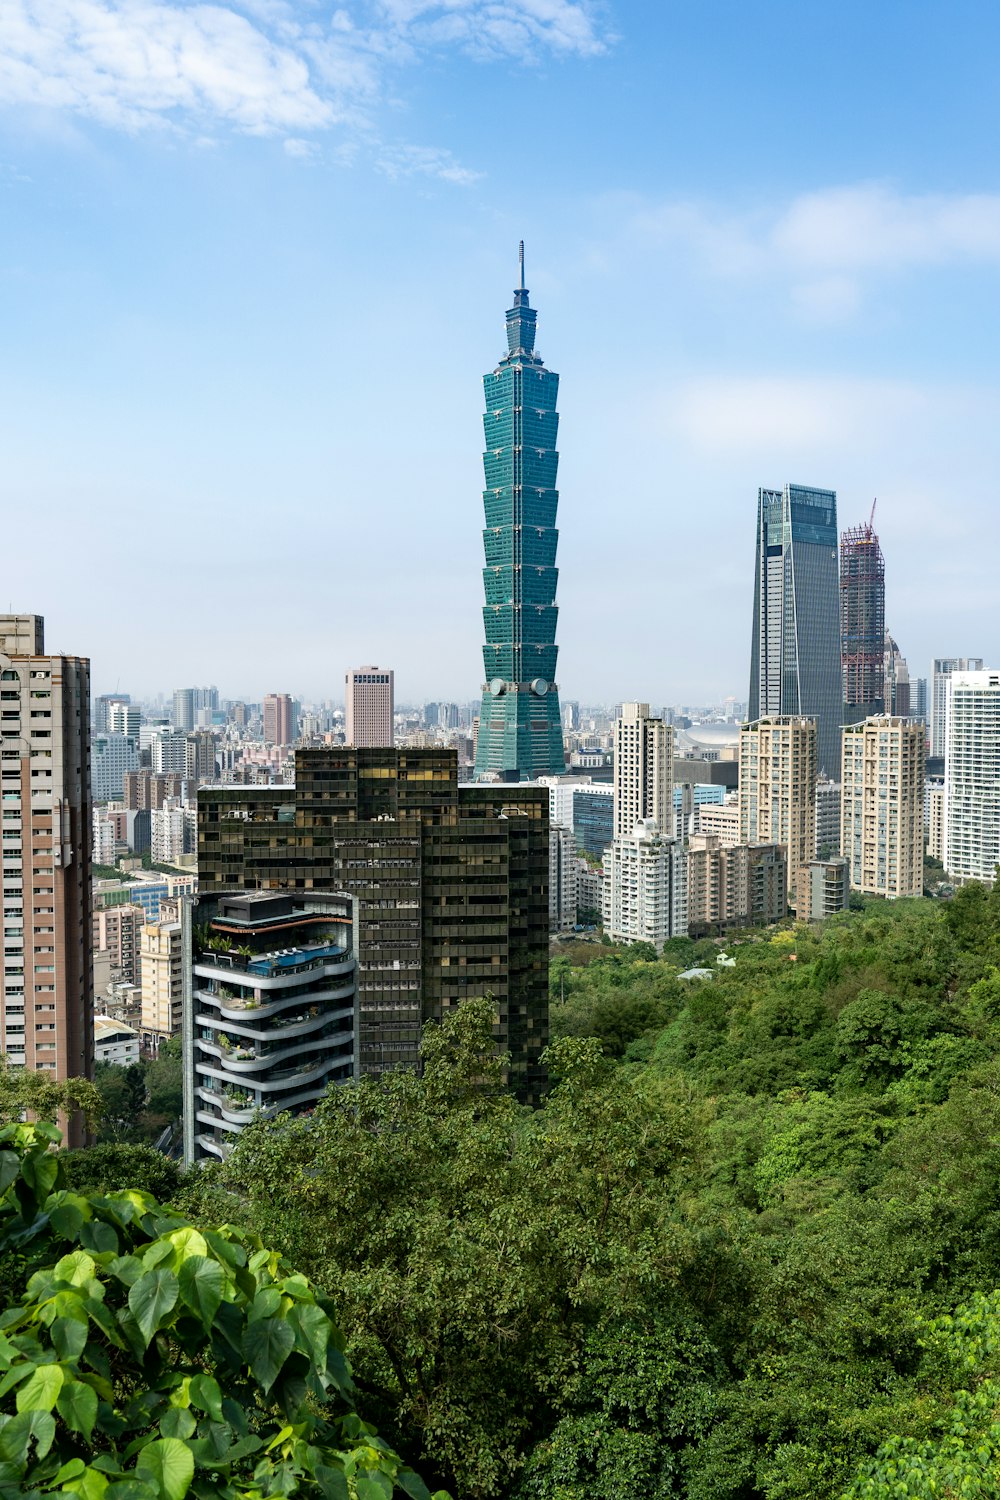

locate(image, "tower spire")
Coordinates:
518 239 525 292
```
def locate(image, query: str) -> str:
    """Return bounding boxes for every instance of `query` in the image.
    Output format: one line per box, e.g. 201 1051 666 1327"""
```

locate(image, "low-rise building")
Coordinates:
94 1014 141 1067
800 857 850 920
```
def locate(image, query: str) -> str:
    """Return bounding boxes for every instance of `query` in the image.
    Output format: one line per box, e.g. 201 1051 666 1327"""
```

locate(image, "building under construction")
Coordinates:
840 515 885 717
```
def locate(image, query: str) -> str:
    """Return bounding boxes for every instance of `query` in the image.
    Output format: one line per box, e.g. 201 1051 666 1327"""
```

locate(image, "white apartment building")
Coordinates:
92 733 139 802
944 670 1000 885
614 703 672 838
345 667 394 749
151 803 196 866
602 819 687 949
92 810 117 867
108 703 141 738
841 716 926 899
151 728 189 775
549 824 578 932
932 658 984 761
739 717 817 910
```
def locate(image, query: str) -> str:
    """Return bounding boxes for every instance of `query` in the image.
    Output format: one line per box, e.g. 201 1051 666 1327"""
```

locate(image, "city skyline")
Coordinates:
5 5 1000 700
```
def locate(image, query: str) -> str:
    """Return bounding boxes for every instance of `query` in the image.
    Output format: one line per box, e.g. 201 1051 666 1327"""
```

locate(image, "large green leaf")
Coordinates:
0 1407 56 1463
128 1269 179 1344
54 1250 97 1288
177 1256 224 1329
135 1437 194 1500
57 1378 98 1440
242 1316 295 1394
188 1374 223 1423
16 1362 64 1412
0 1151 21 1196
51 1315 88 1361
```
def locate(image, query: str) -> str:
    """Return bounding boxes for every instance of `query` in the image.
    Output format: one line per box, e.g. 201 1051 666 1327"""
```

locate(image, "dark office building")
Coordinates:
197 747 549 1100
572 788 614 858
749 483 843 778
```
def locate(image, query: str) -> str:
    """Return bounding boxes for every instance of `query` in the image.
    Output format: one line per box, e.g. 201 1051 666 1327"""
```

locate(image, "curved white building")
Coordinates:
182 890 358 1163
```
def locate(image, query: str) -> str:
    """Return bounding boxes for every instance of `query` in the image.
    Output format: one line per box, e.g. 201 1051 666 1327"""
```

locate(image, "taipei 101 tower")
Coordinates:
474 244 565 779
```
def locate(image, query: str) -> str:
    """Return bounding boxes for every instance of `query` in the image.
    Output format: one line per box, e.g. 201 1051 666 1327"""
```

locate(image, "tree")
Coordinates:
192 1002 709 1499
0 1120 443 1500
0 1066 101 1134
62 1141 182 1202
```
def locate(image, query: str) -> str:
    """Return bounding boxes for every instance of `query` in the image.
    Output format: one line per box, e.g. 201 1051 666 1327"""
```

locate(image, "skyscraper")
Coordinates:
749 484 842 778
884 633 911 717
475 245 564 779
0 615 92 1136
932 658 984 761
344 668 394 748
840 517 885 719
263 693 294 748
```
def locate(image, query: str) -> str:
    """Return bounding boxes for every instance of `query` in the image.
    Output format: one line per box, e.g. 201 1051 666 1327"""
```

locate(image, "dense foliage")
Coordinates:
172 888 1000 1497
94 1039 183 1144
0 1121 442 1500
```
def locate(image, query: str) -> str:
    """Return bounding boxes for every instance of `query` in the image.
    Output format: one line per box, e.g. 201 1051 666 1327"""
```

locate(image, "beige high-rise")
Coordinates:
739 717 817 910
613 702 672 838
140 917 183 1049
841 716 925 899
687 834 787 931
345 667 394 748
0 616 93 1138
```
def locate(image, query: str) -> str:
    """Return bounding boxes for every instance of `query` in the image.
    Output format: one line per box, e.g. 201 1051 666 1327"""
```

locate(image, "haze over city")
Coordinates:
3 0 1000 703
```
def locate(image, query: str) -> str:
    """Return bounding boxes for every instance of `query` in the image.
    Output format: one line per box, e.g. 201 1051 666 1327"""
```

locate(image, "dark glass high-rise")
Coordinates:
749 483 843 777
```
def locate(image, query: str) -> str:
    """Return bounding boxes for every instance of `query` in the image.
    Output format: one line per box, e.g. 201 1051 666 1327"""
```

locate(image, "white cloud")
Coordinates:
621 183 1000 324
773 184 1000 270
667 375 930 455
0 0 346 133
0 0 609 152
377 141 484 184
375 0 609 61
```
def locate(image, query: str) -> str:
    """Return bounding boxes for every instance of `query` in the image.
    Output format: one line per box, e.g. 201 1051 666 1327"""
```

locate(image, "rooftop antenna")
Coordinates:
518 240 525 292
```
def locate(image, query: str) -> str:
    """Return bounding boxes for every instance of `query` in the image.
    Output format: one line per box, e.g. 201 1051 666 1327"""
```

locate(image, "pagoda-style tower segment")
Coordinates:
475 247 565 778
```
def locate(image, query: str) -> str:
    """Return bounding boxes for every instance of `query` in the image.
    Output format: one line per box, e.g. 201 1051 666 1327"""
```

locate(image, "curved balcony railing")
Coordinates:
194 946 350 990
196 1029 353 1078
195 976 355 1024
194 1003 354 1050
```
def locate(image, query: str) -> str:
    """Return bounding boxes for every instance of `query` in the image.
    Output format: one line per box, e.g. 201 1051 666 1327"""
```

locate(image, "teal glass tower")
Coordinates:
475 245 565 779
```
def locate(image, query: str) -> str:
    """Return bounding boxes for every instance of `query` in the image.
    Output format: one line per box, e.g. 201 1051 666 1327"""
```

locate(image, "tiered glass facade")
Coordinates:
475 250 564 778
749 484 843 778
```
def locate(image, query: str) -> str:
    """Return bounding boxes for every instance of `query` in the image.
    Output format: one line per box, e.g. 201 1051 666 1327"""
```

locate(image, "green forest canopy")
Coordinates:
18 885 1000 1497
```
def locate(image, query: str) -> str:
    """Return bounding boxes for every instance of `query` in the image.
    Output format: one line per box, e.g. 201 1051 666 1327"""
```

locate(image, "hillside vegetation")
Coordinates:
154 884 1000 1497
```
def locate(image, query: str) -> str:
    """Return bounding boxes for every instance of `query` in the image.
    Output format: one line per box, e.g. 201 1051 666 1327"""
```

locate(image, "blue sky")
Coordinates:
2 0 1000 707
